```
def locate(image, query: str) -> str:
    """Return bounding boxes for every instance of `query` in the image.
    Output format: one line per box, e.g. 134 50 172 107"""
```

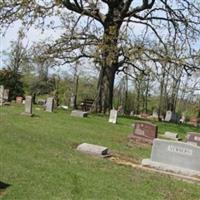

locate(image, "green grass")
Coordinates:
0 104 200 200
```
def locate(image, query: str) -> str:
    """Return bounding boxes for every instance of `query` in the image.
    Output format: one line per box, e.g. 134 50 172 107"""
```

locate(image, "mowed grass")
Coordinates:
0 104 200 200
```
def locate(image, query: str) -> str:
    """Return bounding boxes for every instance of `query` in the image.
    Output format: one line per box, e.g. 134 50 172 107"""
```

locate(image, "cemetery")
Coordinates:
0 102 200 199
1 0 200 199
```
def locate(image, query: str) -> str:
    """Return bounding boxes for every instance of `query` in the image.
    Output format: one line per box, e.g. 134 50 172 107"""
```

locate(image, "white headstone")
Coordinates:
108 109 118 124
0 85 4 106
22 96 33 116
46 97 54 112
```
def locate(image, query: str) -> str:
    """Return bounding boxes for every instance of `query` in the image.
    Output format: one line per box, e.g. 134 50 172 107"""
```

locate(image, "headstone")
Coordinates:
142 139 200 176
108 109 118 124
152 109 159 118
77 143 111 157
3 89 9 101
129 121 158 144
21 96 33 116
70 95 75 108
162 131 181 141
46 97 54 112
71 110 88 118
165 111 179 123
186 132 200 146
130 111 134 116
188 117 200 127
180 114 186 123
0 85 4 106
16 96 23 104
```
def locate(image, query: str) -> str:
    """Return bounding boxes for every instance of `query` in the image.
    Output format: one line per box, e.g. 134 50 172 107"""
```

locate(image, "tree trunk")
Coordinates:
92 22 120 113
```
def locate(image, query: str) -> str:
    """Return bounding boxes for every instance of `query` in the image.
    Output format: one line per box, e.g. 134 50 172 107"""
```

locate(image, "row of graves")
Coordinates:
4 92 200 182
74 108 200 182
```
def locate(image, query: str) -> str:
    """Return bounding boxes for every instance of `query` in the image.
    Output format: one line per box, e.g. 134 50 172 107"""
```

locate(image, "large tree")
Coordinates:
1 0 200 112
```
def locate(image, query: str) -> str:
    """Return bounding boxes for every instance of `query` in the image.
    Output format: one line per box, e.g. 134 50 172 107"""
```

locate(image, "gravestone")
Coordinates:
162 131 181 141
21 96 33 116
3 89 9 101
165 111 179 123
142 139 200 176
152 109 159 118
129 121 158 144
71 110 88 118
188 117 200 127
0 85 4 106
77 143 111 157
16 96 23 104
108 109 118 124
186 132 200 146
46 97 54 112
70 95 75 108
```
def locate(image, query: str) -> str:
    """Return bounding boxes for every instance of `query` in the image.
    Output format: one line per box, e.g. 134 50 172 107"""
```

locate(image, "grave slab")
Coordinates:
77 143 111 157
71 110 88 118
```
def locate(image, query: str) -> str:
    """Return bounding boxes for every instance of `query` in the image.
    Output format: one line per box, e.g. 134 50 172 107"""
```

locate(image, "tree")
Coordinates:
1 1 200 112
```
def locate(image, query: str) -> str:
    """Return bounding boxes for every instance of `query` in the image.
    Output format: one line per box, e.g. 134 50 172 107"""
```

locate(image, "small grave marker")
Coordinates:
46 97 54 112
71 110 88 118
77 143 111 157
21 96 33 117
186 132 200 146
108 109 118 124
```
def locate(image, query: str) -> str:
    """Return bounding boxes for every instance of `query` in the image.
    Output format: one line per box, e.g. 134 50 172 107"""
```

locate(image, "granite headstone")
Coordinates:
129 121 158 144
186 132 200 146
142 139 200 176
0 85 4 106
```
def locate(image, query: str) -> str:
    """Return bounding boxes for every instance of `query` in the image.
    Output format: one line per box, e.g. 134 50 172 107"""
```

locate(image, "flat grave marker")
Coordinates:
71 110 88 118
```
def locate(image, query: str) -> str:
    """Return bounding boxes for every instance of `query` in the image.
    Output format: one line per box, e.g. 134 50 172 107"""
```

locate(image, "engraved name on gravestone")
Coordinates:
108 109 118 124
0 85 4 106
186 132 200 146
129 121 158 144
46 97 54 112
24 96 33 116
142 139 200 176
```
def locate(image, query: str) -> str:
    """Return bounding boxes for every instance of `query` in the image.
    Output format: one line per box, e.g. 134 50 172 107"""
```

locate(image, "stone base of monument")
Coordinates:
77 143 111 157
142 159 200 177
21 112 33 117
128 134 153 145
71 110 88 118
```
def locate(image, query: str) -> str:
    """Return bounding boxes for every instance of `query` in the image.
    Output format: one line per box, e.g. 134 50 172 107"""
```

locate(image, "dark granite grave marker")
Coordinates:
186 132 200 146
129 121 158 144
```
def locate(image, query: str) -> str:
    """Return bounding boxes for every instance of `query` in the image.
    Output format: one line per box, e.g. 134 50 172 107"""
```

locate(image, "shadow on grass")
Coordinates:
0 181 11 196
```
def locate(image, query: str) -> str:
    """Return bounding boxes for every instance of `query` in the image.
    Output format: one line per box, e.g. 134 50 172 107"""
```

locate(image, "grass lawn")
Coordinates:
0 104 200 200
